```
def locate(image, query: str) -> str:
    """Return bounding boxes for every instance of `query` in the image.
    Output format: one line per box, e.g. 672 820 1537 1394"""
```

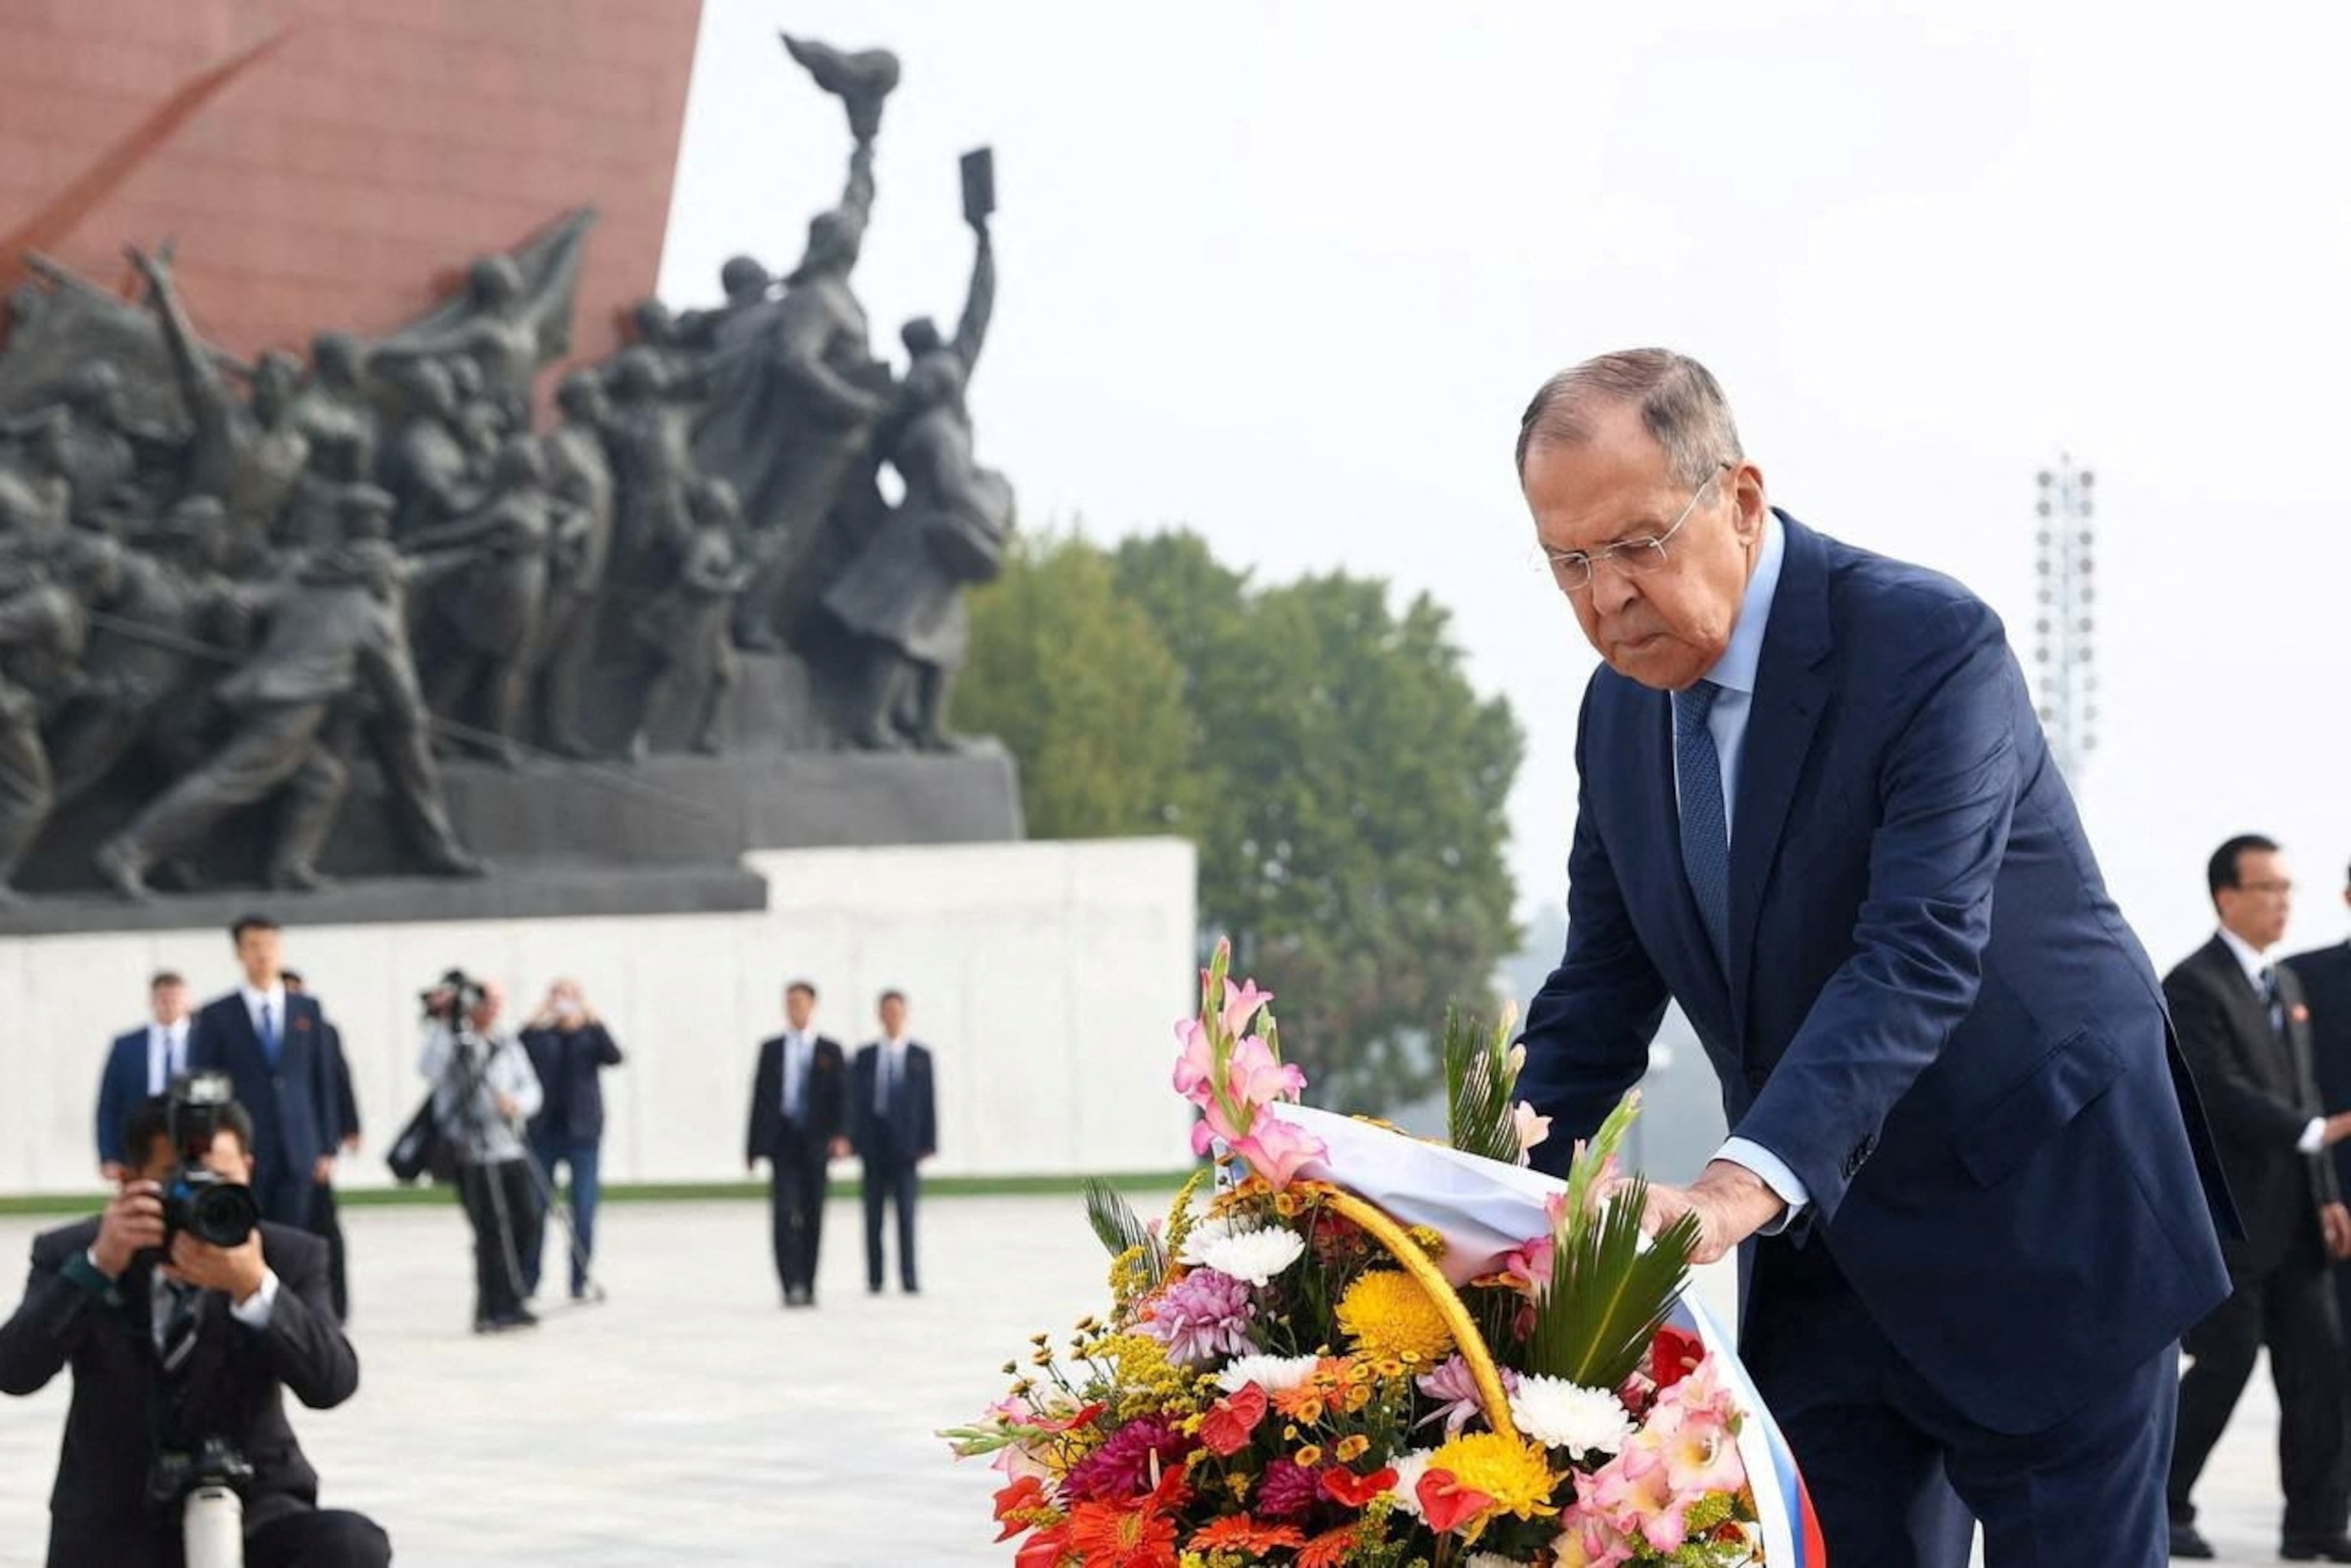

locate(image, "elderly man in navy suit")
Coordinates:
1511 349 2230 1566
186 914 339 1230
93 971 191 1181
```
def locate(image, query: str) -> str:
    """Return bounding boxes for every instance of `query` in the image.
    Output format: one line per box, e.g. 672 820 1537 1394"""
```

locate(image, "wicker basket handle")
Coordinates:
1322 1188 1519 1441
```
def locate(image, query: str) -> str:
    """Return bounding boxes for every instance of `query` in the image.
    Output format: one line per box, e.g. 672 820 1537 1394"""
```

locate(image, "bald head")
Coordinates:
1514 348 1745 487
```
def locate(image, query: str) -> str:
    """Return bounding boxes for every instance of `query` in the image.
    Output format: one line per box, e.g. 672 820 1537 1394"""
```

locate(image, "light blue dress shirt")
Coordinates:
1668 513 1811 1224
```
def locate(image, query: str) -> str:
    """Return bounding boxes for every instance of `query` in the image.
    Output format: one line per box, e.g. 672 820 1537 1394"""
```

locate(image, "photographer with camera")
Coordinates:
0 1078 387 1567
418 971 544 1334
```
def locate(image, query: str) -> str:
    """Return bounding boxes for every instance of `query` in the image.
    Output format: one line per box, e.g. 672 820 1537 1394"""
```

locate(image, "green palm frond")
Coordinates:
1444 1006 1521 1164
1082 1178 1164 1275
1527 1175 1698 1389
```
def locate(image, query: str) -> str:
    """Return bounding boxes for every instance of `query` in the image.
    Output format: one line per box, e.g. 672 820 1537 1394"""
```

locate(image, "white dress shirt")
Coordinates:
2216 925 2327 1154
782 1031 811 1120
874 1035 911 1113
146 1019 191 1094
239 982 288 1052
1669 514 1811 1223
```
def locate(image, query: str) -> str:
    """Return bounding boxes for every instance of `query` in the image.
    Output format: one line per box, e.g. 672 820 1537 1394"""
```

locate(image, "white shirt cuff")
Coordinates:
1717 1137 1811 1236
2300 1117 2328 1156
229 1269 280 1330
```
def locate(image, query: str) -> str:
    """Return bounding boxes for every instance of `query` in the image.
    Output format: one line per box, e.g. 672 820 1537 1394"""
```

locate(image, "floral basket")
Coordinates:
947 943 1825 1568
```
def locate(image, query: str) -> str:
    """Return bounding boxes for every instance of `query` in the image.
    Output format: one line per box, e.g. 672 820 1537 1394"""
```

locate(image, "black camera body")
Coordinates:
161 1074 259 1250
420 967 488 1024
146 1435 253 1509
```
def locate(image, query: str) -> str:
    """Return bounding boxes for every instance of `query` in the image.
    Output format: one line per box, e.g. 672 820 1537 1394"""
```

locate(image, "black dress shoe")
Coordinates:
2283 1535 2351 1562
2167 1521 2214 1559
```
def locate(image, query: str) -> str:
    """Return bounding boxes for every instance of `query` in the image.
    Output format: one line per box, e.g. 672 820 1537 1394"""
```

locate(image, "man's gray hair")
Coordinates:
1514 348 1745 486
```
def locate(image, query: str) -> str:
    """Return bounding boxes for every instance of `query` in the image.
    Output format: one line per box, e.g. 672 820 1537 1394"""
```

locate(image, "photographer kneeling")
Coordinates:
0 1082 388 1568
419 974 543 1334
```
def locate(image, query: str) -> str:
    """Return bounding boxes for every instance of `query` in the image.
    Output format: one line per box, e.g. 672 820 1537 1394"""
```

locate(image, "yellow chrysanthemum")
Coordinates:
1335 1268 1455 1365
1424 1430 1564 1529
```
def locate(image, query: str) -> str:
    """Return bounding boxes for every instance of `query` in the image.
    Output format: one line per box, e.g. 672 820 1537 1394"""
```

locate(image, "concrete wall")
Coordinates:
0 838 1199 1195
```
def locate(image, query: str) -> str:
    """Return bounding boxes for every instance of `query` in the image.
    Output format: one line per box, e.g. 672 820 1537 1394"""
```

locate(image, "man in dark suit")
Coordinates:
0 1093 390 1567
95 970 191 1181
2284 857 2351 1341
2167 836 2351 1559
187 914 341 1231
282 969 357 1324
851 989 936 1296
747 980 849 1306
1511 350 2229 1566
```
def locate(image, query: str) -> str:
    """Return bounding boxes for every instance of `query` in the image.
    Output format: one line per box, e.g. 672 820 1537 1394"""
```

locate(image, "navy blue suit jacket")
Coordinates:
851 1042 936 1166
1518 513 2231 1436
185 991 337 1184
93 1029 150 1170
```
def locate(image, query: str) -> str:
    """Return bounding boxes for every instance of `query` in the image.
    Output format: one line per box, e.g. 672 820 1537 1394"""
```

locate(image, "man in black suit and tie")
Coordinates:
2167 835 2351 1560
852 989 937 1296
0 1092 390 1567
94 970 192 1181
2285 856 2351 1342
747 980 849 1307
187 914 341 1231
282 969 358 1323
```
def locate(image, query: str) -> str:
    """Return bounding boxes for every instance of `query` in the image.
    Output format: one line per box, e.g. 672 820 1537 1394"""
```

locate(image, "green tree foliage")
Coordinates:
957 528 1522 1113
954 533 1198 839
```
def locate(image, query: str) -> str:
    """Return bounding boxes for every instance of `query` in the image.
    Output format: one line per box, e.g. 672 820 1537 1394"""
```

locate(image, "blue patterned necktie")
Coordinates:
259 1002 281 1068
1674 681 1732 967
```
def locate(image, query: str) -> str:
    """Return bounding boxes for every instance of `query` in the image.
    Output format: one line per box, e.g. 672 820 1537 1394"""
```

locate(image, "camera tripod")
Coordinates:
442 1029 606 1317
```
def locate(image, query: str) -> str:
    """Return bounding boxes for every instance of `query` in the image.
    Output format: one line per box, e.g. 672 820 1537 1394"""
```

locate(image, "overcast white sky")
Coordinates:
660 0 2351 968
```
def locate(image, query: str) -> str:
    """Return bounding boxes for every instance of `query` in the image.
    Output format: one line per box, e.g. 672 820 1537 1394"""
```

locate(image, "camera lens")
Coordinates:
187 1183 259 1249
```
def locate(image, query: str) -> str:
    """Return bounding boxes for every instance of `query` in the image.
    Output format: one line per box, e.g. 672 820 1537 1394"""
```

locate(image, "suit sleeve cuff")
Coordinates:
229 1269 280 1330
1717 1137 1810 1236
2301 1117 2329 1156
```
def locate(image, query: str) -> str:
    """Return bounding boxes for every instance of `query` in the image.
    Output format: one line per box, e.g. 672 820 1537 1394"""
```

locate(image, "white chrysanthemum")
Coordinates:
1384 1447 1440 1520
1176 1214 1245 1266
1212 1354 1321 1394
1509 1375 1635 1455
1197 1226 1305 1286
1464 1554 1531 1568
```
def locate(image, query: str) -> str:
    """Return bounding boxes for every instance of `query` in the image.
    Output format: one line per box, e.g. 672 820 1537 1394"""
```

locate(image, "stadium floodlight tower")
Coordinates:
2032 455 2098 788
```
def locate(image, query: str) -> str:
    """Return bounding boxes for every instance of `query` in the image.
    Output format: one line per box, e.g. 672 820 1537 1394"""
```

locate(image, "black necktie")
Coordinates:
158 1280 201 1373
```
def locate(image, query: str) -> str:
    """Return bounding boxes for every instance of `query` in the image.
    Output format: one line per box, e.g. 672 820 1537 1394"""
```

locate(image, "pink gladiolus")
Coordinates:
1172 1019 1218 1103
1499 1233 1554 1298
1552 1503 1639 1568
1511 1100 1552 1165
1226 1035 1306 1113
1220 976 1274 1042
1648 1363 1746 1498
1585 1441 1692 1555
1230 1112 1324 1190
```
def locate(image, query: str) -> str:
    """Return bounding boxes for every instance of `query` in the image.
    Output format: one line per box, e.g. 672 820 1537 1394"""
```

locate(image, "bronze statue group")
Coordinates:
0 33 1013 905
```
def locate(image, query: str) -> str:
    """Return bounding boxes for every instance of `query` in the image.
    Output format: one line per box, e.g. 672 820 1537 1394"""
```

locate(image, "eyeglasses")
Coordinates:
1535 462 1731 595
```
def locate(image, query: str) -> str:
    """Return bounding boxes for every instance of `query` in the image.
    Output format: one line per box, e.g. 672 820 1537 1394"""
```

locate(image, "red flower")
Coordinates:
1651 1325 1704 1390
1319 1465 1397 1509
1064 1501 1179 1568
1199 1384 1268 1456
993 1475 1050 1542
1015 1524 1071 1568
1188 1517 1307 1553
1416 1468 1496 1536
1035 1401 1108 1434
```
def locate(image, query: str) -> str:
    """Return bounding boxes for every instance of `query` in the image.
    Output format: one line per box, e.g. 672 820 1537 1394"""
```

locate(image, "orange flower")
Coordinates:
993 1475 1053 1542
1296 1522 1363 1568
1334 1435 1370 1463
1064 1501 1179 1567
1188 1517 1308 1553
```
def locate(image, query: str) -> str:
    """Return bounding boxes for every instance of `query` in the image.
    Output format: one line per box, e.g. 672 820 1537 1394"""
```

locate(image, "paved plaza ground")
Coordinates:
0 1195 2305 1565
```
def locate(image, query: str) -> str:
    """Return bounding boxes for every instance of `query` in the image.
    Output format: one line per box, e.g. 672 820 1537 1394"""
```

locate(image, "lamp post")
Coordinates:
2033 455 2098 787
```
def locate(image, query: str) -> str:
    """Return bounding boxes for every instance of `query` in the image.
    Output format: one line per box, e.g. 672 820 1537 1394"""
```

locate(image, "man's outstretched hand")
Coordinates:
1609 1159 1788 1266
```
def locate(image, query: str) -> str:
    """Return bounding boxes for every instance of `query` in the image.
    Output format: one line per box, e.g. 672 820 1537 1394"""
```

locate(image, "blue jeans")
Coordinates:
525 1132 602 1296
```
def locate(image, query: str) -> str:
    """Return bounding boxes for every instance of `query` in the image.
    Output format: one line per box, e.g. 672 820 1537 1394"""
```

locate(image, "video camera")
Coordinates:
160 1074 259 1250
419 967 489 1025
